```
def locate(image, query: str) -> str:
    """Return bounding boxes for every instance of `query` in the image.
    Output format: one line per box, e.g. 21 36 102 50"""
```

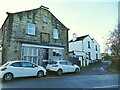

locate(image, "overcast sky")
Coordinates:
0 0 119 53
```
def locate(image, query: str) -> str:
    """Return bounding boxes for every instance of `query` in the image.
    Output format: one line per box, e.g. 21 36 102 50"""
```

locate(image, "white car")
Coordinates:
46 60 80 76
0 60 46 81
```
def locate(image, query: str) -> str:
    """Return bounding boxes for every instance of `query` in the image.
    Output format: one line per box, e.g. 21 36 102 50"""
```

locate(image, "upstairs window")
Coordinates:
28 23 35 35
53 29 59 39
88 41 90 48
43 15 48 24
95 45 98 51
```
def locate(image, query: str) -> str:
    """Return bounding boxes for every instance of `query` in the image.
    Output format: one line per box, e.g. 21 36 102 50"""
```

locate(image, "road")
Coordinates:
80 61 115 75
0 61 119 89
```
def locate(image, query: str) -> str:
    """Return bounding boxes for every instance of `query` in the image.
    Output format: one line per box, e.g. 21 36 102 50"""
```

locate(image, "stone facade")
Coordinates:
0 6 69 65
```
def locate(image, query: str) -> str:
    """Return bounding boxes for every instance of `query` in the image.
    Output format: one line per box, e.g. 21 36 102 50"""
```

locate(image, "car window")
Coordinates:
66 61 73 65
11 62 22 67
21 62 34 68
48 61 57 64
59 61 67 65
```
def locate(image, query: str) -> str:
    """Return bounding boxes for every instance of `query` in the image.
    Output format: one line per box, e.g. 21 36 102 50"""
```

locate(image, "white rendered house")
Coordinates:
69 33 101 67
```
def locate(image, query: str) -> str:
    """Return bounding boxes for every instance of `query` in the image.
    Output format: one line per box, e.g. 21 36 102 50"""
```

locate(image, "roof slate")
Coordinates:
69 35 89 42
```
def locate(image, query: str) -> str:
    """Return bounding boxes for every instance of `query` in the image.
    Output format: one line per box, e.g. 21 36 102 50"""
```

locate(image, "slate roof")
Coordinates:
69 35 89 42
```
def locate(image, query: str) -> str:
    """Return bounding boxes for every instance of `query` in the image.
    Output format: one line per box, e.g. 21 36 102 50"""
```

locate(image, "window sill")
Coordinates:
26 34 36 36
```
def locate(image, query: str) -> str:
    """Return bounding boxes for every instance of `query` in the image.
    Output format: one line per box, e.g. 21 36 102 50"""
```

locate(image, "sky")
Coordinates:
0 0 119 53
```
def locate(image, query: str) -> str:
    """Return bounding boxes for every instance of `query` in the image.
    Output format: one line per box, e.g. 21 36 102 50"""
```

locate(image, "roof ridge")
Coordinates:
69 35 89 42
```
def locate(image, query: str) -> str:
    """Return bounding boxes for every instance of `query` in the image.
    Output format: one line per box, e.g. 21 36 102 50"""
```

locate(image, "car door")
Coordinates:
59 61 68 73
9 62 24 77
66 61 76 72
21 62 37 77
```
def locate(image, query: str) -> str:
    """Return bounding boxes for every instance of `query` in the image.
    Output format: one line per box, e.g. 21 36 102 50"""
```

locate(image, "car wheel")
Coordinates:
37 71 44 78
75 68 80 74
3 73 13 81
57 69 63 76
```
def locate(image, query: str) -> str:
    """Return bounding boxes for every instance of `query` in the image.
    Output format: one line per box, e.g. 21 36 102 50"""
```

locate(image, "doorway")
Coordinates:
42 48 49 67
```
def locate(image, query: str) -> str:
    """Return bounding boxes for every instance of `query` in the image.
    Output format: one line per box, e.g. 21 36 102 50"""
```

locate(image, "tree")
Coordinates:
106 25 120 72
101 53 112 61
106 25 120 57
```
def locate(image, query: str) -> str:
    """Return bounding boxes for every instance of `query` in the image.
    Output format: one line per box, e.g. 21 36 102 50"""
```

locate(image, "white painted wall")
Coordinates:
69 41 82 52
83 36 94 61
69 35 101 66
92 39 101 60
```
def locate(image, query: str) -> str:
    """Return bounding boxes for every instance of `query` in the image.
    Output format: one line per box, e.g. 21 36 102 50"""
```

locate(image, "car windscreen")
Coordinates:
48 61 57 64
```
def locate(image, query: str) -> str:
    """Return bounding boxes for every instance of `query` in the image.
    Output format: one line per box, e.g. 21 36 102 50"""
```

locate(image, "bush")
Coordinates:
110 56 120 73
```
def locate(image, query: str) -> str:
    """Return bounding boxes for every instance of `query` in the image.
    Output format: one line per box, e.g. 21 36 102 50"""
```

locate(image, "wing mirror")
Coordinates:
33 65 37 68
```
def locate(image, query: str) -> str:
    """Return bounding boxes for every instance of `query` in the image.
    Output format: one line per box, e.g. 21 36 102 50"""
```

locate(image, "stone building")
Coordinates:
0 5 69 65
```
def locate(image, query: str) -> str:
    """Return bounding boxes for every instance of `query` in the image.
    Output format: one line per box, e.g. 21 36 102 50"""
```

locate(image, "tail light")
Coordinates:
1 67 7 71
52 64 58 67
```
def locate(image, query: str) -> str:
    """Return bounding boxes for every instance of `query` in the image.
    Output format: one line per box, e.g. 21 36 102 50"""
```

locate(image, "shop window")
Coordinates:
53 49 62 56
22 47 38 64
27 23 35 35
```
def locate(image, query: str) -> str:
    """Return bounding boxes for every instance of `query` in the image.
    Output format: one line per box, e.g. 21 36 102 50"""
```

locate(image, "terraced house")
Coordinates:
0 6 69 65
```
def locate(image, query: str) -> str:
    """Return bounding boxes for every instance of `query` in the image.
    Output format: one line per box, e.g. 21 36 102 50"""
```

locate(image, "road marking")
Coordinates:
93 85 120 88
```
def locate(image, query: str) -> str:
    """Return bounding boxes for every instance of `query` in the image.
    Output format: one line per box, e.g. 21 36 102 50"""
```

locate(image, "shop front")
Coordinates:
21 44 64 66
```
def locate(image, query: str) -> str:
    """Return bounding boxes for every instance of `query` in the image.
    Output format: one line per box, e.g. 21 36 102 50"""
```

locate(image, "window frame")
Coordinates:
96 54 98 59
88 52 91 60
27 23 36 35
11 62 22 67
66 61 73 65
95 45 98 51
53 29 59 40
59 61 67 65
22 47 38 65
88 41 91 48
43 15 48 24
21 62 34 68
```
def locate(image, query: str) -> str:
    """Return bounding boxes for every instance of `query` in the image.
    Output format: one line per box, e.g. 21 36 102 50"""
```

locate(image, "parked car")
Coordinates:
0 60 46 81
46 60 80 76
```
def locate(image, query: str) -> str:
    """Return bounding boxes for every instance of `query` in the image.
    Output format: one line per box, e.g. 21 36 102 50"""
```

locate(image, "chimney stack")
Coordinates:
72 33 77 41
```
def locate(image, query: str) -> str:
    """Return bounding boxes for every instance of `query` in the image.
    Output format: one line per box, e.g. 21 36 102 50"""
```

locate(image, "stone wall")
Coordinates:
2 7 69 63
